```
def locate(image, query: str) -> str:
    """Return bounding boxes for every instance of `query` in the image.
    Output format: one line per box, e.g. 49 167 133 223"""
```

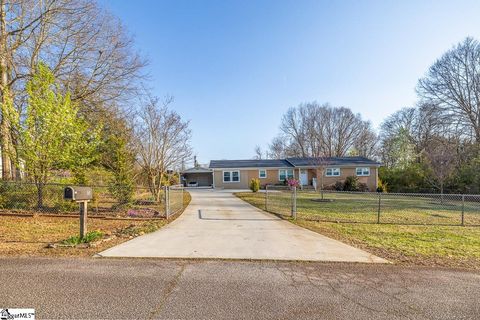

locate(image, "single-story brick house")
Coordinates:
209 156 381 190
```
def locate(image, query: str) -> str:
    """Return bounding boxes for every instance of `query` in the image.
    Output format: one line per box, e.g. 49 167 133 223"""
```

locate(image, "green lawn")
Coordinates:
237 191 480 225
236 191 480 269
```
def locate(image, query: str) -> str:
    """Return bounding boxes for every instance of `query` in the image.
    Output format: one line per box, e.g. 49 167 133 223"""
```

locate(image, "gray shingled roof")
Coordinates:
181 166 212 174
209 159 294 169
209 157 380 169
286 156 381 166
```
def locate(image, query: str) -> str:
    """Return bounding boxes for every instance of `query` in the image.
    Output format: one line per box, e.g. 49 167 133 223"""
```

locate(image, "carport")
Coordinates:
181 167 213 187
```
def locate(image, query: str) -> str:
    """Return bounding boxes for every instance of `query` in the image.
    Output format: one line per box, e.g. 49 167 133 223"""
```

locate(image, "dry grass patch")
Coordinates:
0 215 167 257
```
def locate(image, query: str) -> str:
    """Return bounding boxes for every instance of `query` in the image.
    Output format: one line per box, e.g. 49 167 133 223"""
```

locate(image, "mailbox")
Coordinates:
64 186 93 202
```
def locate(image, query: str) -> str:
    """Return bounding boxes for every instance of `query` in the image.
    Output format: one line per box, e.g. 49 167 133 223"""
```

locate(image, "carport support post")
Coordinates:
79 201 87 239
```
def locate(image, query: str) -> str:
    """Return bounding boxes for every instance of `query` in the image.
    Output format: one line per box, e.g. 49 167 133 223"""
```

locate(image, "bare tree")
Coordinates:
280 105 309 157
268 136 287 159
379 104 459 169
352 121 378 158
278 102 372 158
253 145 264 160
417 37 480 144
133 96 192 201
413 103 449 154
424 137 458 200
0 0 146 180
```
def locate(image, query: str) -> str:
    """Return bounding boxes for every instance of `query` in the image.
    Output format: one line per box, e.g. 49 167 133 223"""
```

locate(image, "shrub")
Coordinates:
287 179 300 188
334 181 344 191
62 230 104 245
53 199 78 212
377 178 388 193
109 183 134 206
358 183 369 192
343 176 359 191
249 178 260 192
0 182 37 210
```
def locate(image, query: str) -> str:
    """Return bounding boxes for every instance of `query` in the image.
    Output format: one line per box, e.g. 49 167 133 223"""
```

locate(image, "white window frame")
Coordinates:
325 167 341 177
278 169 294 181
259 169 267 179
223 170 240 183
356 167 370 176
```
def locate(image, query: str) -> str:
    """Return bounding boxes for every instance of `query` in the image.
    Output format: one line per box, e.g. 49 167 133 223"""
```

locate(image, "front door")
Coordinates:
299 169 308 186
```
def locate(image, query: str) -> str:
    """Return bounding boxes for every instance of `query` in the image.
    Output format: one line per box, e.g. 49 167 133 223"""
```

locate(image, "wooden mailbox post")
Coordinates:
64 186 93 239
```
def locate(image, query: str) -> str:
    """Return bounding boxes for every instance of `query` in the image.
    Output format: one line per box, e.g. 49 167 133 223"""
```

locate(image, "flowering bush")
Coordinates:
287 179 300 188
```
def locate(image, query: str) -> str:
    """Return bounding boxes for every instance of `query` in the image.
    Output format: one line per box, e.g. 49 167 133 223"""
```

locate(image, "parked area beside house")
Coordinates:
209 156 380 190
181 166 213 187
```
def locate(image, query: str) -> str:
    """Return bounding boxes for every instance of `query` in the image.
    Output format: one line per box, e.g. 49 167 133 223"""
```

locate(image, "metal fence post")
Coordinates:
265 185 268 211
461 194 465 226
377 192 381 224
291 186 297 219
165 186 170 219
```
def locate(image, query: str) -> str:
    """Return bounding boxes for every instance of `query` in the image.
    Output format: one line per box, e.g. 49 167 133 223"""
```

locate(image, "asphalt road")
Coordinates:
0 258 479 320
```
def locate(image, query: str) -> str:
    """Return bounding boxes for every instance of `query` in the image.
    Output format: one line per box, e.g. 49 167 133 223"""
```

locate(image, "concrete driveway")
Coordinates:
99 189 387 263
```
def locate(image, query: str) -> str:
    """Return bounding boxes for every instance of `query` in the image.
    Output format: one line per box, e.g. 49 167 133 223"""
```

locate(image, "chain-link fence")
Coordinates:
163 184 185 219
263 186 480 226
0 181 188 219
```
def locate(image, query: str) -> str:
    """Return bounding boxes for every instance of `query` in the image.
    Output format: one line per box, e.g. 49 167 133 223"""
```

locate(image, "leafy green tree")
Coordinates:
19 63 99 208
452 156 480 194
379 164 430 193
94 110 136 205
105 134 135 205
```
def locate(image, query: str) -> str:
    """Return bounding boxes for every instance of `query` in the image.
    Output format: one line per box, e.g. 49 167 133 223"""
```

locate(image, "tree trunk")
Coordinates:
320 168 324 200
0 1 13 180
36 183 44 209
440 181 444 204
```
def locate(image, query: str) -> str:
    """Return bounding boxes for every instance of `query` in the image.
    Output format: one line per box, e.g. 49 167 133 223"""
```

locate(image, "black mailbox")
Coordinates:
64 186 93 201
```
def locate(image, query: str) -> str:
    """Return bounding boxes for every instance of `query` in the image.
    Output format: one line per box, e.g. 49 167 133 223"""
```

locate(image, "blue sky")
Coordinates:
100 0 480 164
